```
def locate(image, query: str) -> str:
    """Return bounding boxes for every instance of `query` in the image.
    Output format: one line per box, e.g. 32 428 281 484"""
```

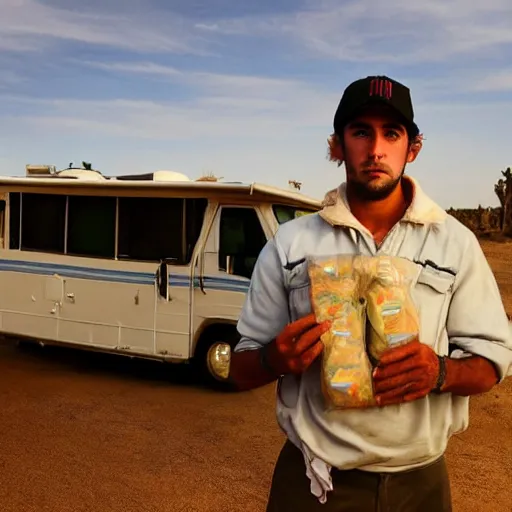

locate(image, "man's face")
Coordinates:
340 105 421 200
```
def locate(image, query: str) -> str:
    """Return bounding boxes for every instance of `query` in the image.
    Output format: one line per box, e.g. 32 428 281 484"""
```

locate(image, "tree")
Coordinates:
495 180 506 230
495 167 512 236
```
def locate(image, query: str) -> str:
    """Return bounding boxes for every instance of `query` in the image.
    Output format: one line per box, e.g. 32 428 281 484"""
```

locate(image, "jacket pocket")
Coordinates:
286 260 313 322
413 267 455 351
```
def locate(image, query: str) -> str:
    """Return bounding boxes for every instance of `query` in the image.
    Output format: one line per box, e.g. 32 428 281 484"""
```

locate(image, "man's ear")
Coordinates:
406 135 423 163
327 133 344 167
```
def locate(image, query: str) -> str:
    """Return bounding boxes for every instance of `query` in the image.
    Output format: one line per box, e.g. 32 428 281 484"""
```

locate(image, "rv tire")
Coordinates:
193 325 240 391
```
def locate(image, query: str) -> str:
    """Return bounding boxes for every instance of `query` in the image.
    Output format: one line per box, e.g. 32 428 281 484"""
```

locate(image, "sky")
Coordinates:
0 0 511 208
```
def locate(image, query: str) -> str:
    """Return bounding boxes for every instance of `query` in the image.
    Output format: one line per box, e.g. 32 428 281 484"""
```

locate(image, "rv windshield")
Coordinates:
272 204 317 225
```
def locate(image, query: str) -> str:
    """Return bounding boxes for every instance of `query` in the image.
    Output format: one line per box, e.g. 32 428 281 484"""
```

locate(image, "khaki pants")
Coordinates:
266 441 452 512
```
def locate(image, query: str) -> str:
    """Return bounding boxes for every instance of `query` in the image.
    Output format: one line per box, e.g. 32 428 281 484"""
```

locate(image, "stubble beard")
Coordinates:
346 164 406 201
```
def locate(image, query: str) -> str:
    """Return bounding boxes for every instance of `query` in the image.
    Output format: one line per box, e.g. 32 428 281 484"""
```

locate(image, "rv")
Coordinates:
0 166 321 385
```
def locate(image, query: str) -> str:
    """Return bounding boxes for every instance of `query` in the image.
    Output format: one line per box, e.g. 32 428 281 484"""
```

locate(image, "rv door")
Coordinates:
194 201 220 295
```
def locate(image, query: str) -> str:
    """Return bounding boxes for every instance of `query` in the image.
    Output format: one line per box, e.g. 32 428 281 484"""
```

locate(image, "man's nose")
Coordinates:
368 134 386 160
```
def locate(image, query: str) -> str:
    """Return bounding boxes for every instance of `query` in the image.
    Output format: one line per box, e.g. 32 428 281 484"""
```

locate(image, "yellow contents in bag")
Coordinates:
366 256 420 365
308 254 420 411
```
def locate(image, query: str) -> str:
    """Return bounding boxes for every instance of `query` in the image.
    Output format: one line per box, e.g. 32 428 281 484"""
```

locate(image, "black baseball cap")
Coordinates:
333 75 419 138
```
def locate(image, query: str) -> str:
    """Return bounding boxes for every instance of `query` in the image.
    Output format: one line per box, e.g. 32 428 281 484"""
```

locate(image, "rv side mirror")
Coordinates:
156 260 170 300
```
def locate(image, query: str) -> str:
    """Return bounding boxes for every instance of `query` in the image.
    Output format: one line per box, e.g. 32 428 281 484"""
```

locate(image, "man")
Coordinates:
227 76 512 511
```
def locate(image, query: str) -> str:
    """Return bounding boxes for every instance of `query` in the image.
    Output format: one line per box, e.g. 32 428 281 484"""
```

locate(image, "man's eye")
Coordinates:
386 130 400 140
353 130 368 137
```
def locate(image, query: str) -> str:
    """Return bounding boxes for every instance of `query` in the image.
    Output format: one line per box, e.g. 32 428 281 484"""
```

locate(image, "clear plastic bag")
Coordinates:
365 256 421 366
307 254 420 411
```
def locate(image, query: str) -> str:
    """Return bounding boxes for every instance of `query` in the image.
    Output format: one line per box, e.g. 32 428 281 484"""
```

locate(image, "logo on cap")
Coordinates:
369 78 392 100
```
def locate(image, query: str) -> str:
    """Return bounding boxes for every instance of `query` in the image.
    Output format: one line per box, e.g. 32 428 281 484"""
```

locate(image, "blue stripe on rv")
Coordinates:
0 259 250 292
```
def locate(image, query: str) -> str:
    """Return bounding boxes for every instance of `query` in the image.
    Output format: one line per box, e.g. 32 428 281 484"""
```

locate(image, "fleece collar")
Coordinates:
319 176 447 230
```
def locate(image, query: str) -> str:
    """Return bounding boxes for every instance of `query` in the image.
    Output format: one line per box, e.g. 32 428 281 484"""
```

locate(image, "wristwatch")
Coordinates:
432 355 447 393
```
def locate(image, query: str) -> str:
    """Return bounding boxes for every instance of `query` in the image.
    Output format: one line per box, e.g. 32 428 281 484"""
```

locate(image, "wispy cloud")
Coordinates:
81 60 303 90
0 0 214 54
0 33 41 52
3 0 512 66
83 61 183 78
2 75 338 140
82 58 512 107
398 69 512 103
79 59 329 111
196 0 512 63
468 71 512 93
0 70 25 89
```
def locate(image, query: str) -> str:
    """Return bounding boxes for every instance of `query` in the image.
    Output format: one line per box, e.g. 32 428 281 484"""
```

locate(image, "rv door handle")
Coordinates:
66 292 75 302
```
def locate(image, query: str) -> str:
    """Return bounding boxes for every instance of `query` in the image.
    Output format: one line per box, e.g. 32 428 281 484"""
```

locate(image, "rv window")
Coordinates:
117 197 184 262
9 192 20 249
218 207 267 279
67 195 116 258
273 204 316 224
0 199 5 248
21 193 66 253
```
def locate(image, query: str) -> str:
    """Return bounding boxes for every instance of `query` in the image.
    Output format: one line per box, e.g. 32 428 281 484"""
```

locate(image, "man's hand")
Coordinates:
372 340 440 407
265 313 331 376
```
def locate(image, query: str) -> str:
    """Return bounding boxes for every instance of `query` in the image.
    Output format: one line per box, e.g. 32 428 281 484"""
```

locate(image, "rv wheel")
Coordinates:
194 327 240 391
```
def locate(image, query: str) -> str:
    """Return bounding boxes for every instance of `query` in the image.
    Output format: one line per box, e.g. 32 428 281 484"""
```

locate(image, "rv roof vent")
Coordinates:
57 168 107 181
113 170 191 182
152 170 191 182
26 165 56 176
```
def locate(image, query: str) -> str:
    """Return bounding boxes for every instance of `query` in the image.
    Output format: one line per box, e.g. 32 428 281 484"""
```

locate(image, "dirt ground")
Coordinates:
0 239 511 512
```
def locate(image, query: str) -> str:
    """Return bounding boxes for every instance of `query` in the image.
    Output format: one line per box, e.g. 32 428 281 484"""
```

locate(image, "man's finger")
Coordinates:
375 381 420 406
294 322 330 354
373 356 423 381
282 313 319 340
378 339 420 366
373 369 425 394
288 340 323 374
301 340 324 367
